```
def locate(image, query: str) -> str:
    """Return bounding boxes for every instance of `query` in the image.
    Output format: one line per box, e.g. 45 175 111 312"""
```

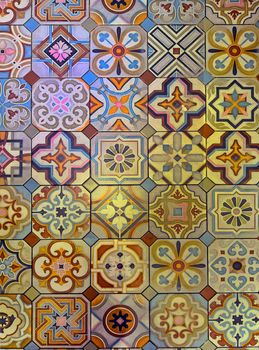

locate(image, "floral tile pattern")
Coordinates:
206 78 259 131
0 79 31 131
32 25 89 77
32 78 90 131
148 0 205 24
91 132 147 184
90 0 147 24
149 132 206 184
90 77 147 131
206 25 259 77
0 26 31 78
149 185 206 238
1 2 259 350
32 185 90 239
92 185 148 238
91 26 147 77
0 0 31 24
150 239 207 292
209 293 259 347
151 293 207 347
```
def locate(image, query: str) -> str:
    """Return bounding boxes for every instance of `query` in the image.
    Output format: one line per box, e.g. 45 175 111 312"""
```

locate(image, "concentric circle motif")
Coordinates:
103 305 137 337
102 0 136 13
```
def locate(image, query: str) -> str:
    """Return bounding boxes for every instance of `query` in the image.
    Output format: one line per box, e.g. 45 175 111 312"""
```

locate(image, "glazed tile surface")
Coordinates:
0 1 258 349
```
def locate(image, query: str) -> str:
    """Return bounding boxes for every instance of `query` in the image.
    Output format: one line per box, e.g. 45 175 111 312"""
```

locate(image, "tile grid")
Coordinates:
0 1 258 350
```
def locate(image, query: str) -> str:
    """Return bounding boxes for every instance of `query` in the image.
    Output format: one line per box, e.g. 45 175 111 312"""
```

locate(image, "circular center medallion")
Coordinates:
172 259 186 272
112 44 126 58
232 261 242 270
103 305 137 337
228 45 241 57
102 0 136 14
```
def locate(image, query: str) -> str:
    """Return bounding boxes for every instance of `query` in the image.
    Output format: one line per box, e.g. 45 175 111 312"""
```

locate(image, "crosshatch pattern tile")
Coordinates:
0 1 258 349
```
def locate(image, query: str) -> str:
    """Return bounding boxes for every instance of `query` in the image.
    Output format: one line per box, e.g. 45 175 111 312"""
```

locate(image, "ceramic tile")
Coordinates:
1 2 258 349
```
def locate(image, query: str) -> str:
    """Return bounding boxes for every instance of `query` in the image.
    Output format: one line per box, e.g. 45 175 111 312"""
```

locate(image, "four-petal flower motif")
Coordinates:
91 26 147 76
151 240 207 292
207 26 259 76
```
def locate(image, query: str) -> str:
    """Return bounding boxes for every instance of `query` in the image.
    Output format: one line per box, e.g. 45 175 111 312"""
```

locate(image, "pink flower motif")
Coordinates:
52 95 70 112
55 0 66 3
0 40 15 63
0 1 10 10
50 256 72 278
49 40 73 63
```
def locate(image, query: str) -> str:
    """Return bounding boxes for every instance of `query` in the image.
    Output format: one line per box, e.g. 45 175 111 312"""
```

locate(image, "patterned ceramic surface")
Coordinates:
0 1 258 349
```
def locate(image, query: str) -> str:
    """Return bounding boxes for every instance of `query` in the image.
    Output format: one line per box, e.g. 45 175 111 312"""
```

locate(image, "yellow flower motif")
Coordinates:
100 192 139 231
207 26 258 77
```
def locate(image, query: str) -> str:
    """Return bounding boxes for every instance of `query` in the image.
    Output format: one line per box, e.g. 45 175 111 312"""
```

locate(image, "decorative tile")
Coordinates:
92 185 148 238
32 131 90 185
206 25 259 77
149 185 206 238
148 25 205 77
148 0 205 24
0 294 32 348
0 240 31 293
149 132 206 184
209 239 259 292
209 293 259 348
207 132 258 184
91 26 147 77
91 294 149 348
90 77 147 131
207 78 259 131
32 78 90 131
150 239 207 292
0 132 31 185
91 132 147 184
32 185 90 239
150 293 207 347
206 0 259 24
33 294 90 348
0 26 31 78
32 25 89 77
33 240 90 293
0 79 31 131
2 1 259 347
148 78 205 131
91 239 149 293
0 186 31 239
33 0 88 23
208 185 259 238
0 1 31 24
90 0 147 24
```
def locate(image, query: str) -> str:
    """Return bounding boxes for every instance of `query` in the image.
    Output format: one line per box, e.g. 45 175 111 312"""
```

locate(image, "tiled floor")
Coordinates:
0 1 259 349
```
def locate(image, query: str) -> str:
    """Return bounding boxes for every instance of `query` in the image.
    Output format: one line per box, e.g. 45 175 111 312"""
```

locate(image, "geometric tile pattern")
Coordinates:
1 1 259 349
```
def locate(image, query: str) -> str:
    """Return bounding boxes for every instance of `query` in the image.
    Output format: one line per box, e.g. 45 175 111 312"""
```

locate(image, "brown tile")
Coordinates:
24 71 40 85
199 123 215 138
83 286 99 301
140 70 156 85
200 285 217 300
141 231 157 246
24 232 40 247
